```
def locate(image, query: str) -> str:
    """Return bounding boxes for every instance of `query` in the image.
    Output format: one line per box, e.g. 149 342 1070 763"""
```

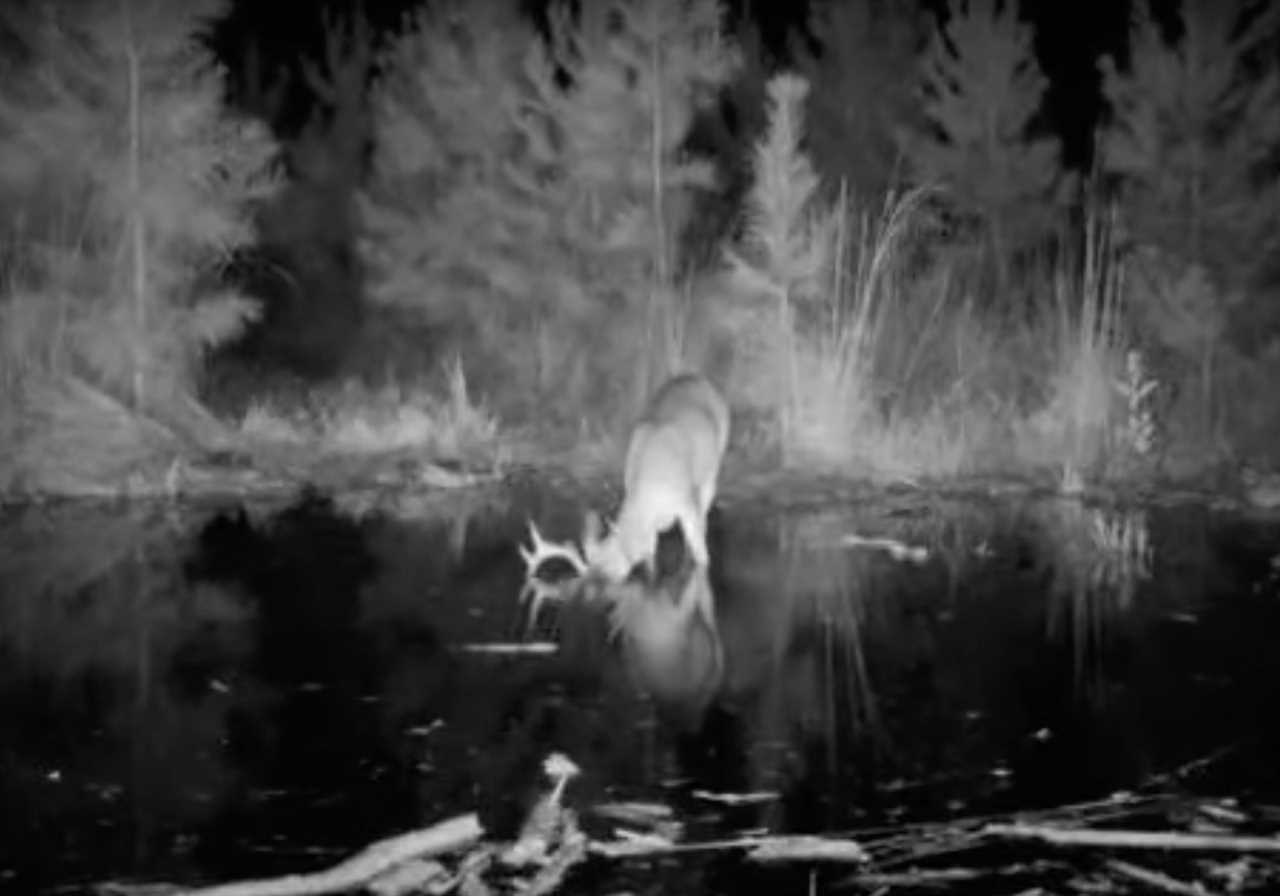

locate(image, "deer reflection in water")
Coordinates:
598 563 724 731
518 519 725 731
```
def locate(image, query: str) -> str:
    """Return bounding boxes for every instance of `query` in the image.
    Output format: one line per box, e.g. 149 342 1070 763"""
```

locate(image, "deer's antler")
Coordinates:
519 519 588 577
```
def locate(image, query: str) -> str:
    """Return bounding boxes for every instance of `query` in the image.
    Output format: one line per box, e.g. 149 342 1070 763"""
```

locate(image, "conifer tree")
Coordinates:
683 14 770 271
359 0 542 340
1097 0 1280 436
360 0 736 414
268 8 374 252
727 74 834 463
526 0 737 405
0 0 279 422
792 0 926 201
250 8 376 372
898 0 1069 277
1098 0 1280 292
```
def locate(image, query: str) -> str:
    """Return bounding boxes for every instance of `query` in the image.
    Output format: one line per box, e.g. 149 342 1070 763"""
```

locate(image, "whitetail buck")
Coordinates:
583 372 730 584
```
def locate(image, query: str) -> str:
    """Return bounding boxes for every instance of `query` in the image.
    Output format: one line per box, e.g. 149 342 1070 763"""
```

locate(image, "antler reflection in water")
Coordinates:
517 519 590 634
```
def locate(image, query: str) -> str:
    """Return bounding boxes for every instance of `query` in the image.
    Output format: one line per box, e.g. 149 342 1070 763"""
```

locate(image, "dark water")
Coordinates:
1 481 1278 895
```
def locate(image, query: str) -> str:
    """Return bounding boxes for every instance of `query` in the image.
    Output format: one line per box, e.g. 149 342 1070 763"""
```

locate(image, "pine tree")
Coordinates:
280 7 375 248
1097 0 1280 437
898 0 1069 278
1098 0 1280 292
360 0 737 416
359 0 539 336
523 0 738 407
682 14 771 272
726 74 835 464
792 0 927 201
250 8 376 372
0 0 279 423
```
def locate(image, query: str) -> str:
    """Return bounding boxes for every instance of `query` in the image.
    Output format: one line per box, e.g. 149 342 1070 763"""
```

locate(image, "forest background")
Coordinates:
1 0 1277 497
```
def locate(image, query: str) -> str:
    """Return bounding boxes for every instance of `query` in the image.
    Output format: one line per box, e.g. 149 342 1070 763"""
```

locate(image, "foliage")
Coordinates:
1011 198 1168 485
0 0 279 414
726 74 834 462
359 0 736 421
235 7 377 374
898 0 1071 279
1097 0 1280 293
358 0 532 326
681 14 771 273
1097 0 1280 446
792 0 927 201
265 7 375 251
1117 348 1158 460
728 73 967 477
237 356 503 469
729 76 833 318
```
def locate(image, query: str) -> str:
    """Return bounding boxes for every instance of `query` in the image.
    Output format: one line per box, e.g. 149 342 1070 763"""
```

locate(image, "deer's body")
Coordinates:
610 567 723 730
585 373 730 582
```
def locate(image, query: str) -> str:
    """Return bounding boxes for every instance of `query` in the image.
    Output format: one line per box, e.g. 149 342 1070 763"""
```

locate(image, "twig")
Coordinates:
1141 744 1238 789
840 533 929 564
747 835 869 864
1105 858 1218 896
841 859 1070 891
456 641 559 655
594 831 870 864
860 793 1173 868
843 866 986 886
691 789 780 806
984 823 1280 854
592 833 770 858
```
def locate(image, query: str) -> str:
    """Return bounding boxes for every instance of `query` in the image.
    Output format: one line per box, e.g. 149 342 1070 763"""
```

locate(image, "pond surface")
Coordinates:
1 477 1279 895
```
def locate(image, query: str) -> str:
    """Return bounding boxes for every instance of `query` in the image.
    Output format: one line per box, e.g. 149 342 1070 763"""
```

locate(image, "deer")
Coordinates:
517 520 724 729
582 372 730 585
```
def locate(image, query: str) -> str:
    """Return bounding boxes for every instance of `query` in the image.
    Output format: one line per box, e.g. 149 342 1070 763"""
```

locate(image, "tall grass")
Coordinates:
721 73 1175 485
236 355 504 470
795 185 968 478
728 74 996 480
1013 198 1158 485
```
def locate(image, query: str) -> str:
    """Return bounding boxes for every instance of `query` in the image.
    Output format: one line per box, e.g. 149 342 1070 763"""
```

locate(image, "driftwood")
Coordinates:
747 835 869 863
456 640 559 655
984 822 1280 854
97 755 587 896
841 861 1060 889
91 743 1280 896
97 794 1280 896
99 813 485 896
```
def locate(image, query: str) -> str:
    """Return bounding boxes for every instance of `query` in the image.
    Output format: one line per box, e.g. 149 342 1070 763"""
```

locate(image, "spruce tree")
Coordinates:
898 0 1069 281
523 0 737 405
1097 0 1280 436
360 0 736 415
0 0 279 424
251 8 376 372
1098 0 1280 291
793 0 927 201
359 0 539 338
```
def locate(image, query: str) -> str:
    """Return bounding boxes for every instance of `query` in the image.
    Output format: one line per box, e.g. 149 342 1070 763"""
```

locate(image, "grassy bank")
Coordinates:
0 175 1268 502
